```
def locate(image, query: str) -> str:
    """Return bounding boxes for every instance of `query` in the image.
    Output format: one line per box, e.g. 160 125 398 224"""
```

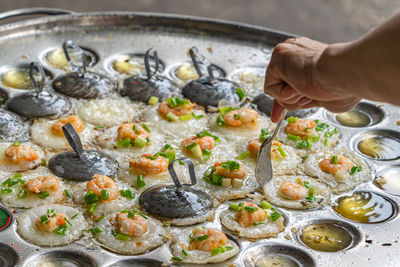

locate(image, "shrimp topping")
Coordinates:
51 115 84 136
24 176 61 194
236 202 266 227
129 153 169 175
189 227 228 252
278 181 309 200
247 139 284 160
222 108 258 127
36 212 66 232
284 118 316 138
86 174 119 202
319 155 353 175
182 136 215 152
158 97 195 117
117 122 150 142
114 212 148 237
4 143 38 164
214 161 246 180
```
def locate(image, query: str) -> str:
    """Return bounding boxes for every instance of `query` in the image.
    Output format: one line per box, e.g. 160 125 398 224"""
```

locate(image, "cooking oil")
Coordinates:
112 56 144 75
46 48 95 71
256 255 298 267
1 69 39 89
357 136 400 160
374 167 400 196
299 223 352 252
336 110 371 127
334 191 396 223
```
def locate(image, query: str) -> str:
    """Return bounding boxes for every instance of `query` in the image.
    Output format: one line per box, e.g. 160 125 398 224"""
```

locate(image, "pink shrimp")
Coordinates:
24 176 61 194
236 202 266 227
189 228 228 252
223 108 258 127
214 161 246 180
129 153 169 175
117 122 150 142
86 174 119 202
51 115 83 136
284 118 316 138
35 213 66 232
278 181 308 200
182 136 215 152
114 212 148 237
319 155 353 175
4 144 38 164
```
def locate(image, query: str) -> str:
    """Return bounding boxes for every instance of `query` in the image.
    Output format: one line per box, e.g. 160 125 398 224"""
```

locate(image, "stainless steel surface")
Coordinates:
0 9 399 267
255 108 288 187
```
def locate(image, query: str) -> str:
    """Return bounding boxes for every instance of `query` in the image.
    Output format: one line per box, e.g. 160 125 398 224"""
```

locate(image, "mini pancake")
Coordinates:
170 226 239 264
31 117 95 150
76 96 141 127
198 162 258 202
209 110 271 143
0 167 68 208
220 200 285 239
236 138 303 176
263 175 331 210
302 146 371 193
70 179 138 217
17 204 87 246
95 122 163 156
278 119 340 155
93 210 166 255
0 141 44 172
140 105 208 140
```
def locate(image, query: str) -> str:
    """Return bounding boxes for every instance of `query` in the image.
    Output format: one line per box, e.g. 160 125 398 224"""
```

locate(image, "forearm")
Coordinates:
314 13 400 104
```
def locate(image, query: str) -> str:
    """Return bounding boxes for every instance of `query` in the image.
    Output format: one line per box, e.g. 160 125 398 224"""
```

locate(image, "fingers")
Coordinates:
271 100 283 123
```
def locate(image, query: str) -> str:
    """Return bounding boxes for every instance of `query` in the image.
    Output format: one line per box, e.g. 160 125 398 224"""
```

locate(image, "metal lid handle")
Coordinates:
29 61 46 97
189 46 214 81
62 40 88 75
144 47 160 80
168 157 197 188
62 123 83 157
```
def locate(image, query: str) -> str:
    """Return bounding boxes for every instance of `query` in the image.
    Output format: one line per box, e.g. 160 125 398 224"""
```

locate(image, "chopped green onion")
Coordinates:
238 202 244 212
100 189 109 200
325 131 333 138
287 134 301 142
40 215 49 224
41 159 47 166
233 114 240 120
287 117 298 123
216 115 226 127
331 155 339 164
17 189 26 199
94 125 105 130
163 221 171 227
136 175 146 189
38 191 49 199
1 188 12 194
277 145 287 157
71 213 79 219
133 136 148 148
230 203 239 211
189 233 195 242
117 138 132 149
217 106 237 115
237 150 250 159
119 189 135 199
84 190 100 204
324 138 329 146
303 181 310 189
312 135 321 142
141 123 150 133
166 97 188 108
334 127 339 134
226 246 233 251
88 203 97 215
236 88 246 100
260 200 272 210
171 256 183 262
13 141 20 147
211 247 223 256
270 211 282 221
115 233 130 240
166 112 179 122
55 224 68 235
185 142 198 150
350 166 363 175
315 122 330 131
180 114 192 121
64 189 72 199
139 212 148 219
182 249 189 256
309 186 316 195
221 161 240 171
133 124 139 134
196 235 209 241
244 206 258 213
192 112 204 119
65 217 73 227
253 221 264 226
91 227 103 235
148 96 159 105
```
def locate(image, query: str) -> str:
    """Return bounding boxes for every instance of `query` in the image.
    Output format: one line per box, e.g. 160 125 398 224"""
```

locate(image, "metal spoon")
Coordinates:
255 108 288 187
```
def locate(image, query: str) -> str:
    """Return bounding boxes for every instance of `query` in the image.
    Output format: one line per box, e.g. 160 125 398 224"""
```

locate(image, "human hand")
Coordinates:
264 37 361 122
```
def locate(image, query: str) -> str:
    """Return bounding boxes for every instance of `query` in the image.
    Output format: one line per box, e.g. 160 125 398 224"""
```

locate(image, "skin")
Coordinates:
265 13 400 122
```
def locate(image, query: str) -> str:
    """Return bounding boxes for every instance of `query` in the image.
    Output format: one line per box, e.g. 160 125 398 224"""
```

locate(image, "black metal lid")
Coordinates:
0 109 30 142
48 123 118 181
139 158 213 219
121 48 177 102
52 40 115 99
7 62 71 118
181 46 240 107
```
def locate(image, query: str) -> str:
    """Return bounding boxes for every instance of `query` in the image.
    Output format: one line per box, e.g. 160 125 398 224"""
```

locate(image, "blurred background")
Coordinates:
0 0 399 43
